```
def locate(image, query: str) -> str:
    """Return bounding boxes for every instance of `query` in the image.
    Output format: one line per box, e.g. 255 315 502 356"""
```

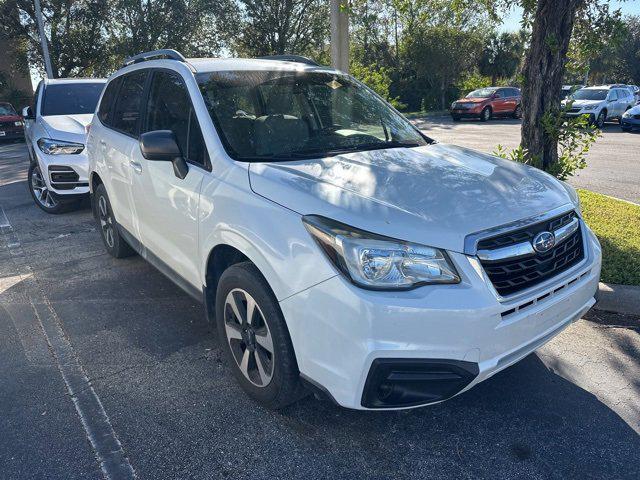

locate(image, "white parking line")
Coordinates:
0 203 136 480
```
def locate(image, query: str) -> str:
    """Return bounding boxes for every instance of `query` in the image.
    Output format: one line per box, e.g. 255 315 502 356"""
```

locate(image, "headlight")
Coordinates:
582 105 597 111
303 215 460 290
14 121 23 126
623 110 632 118
560 181 582 215
451 102 457 109
37 138 84 155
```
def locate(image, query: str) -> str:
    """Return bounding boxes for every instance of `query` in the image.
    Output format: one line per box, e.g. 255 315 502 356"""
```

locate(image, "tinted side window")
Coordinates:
111 71 147 136
98 77 121 126
144 71 208 167
608 90 618 101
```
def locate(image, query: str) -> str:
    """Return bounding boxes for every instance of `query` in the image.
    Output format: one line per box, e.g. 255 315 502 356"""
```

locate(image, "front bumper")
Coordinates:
281 224 601 410
621 117 640 130
451 109 481 118
32 144 90 196
0 127 24 140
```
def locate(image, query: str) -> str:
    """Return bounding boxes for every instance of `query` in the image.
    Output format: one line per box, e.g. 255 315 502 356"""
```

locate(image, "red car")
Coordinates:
450 87 522 122
0 102 24 141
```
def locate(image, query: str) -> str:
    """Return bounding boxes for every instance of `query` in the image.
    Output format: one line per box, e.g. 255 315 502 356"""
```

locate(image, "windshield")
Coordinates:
466 88 497 98
572 89 607 101
0 103 17 116
196 70 428 161
41 83 105 116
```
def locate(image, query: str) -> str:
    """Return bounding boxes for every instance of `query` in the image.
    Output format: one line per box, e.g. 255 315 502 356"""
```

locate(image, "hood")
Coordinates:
249 144 573 253
41 114 93 143
0 114 21 122
564 99 603 108
626 104 640 114
459 97 488 104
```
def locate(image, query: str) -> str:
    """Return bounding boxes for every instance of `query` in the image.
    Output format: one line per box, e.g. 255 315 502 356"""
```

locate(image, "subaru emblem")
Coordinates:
532 231 555 253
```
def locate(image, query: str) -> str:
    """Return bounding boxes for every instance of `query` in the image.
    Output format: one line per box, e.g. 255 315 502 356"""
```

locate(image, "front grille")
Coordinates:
478 211 585 297
567 108 582 114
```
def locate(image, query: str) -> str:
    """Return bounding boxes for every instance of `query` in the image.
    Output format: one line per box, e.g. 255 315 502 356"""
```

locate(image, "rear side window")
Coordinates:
111 71 147 137
144 71 208 168
98 77 121 126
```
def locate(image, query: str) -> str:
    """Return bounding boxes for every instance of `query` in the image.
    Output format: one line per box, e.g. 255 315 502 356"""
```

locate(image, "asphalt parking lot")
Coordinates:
1 140 639 480
413 117 640 204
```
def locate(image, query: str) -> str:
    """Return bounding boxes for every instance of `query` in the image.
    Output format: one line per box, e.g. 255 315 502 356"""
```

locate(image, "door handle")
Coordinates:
129 160 142 173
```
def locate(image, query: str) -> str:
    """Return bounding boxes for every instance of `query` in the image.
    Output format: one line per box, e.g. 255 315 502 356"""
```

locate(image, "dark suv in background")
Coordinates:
450 87 522 122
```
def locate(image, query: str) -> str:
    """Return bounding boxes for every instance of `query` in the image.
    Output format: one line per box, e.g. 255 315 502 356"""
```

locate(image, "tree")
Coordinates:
403 25 485 110
491 0 624 172
478 32 524 85
234 0 329 57
111 0 240 60
0 0 113 77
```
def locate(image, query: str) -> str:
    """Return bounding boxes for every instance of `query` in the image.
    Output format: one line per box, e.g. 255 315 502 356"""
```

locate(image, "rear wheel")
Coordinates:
28 163 79 214
92 183 135 258
215 262 305 409
480 107 492 122
512 104 522 119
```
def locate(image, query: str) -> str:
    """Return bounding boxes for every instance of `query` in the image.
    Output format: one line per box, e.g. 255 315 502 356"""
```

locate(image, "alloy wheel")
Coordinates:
596 112 605 128
98 195 115 248
483 108 491 121
31 165 57 209
224 288 274 387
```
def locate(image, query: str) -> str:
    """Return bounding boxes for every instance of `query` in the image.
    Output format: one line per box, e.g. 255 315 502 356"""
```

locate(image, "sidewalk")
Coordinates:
596 283 640 316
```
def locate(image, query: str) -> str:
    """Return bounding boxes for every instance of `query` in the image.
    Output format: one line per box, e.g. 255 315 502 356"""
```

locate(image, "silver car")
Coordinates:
23 78 106 213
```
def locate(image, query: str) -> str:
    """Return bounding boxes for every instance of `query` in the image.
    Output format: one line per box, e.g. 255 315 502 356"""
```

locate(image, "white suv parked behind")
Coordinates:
24 78 106 213
564 85 635 127
87 50 601 410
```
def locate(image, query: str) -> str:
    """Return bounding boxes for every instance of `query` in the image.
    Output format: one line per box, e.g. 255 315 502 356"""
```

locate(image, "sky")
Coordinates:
500 1 640 31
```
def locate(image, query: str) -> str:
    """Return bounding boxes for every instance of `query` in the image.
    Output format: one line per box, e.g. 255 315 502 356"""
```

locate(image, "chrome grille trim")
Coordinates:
477 216 580 263
463 204 575 255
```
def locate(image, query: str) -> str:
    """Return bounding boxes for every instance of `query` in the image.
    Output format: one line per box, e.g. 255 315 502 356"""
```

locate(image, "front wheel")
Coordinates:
92 183 135 258
215 262 305 409
28 162 79 214
480 107 492 122
595 111 606 128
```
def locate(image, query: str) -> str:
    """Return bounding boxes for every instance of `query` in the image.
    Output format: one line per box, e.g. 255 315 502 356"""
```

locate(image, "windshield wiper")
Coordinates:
237 141 422 162
292 141 422 157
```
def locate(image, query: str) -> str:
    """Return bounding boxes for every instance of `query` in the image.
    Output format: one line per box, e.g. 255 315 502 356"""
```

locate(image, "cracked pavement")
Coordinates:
0 140 639 479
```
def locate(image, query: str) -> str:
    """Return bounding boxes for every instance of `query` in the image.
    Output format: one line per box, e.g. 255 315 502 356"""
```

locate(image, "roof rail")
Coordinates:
257 54 319 67
122 49 186 67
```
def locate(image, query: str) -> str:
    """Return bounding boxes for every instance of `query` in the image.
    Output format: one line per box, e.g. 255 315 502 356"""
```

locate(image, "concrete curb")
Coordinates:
595 282 640 316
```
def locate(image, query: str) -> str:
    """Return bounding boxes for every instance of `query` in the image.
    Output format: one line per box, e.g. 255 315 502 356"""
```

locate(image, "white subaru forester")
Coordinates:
87 50 601 410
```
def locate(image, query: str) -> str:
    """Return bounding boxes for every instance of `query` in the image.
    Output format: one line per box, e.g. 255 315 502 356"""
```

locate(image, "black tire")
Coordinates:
28 162 80 214
480 106 492 122
92 183 135 258
215 262 305 409
512 104 522 119
595 110 606 128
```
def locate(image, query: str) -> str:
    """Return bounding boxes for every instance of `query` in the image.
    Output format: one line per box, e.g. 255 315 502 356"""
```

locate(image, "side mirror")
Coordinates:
139 130 188 179
22 106 34 119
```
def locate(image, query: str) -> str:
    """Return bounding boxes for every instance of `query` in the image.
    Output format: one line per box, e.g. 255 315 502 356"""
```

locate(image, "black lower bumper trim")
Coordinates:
361 358 479 409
